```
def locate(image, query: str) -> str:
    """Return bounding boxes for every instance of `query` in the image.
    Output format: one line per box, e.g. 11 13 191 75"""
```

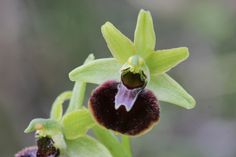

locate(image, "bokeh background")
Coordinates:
1 0 236 156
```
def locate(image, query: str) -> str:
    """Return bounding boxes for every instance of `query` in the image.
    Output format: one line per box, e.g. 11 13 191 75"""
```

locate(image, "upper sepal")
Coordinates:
134 9 156 58
101 22 135 63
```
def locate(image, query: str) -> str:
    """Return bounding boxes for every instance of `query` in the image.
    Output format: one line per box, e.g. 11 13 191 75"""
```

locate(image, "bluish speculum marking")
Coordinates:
115 83 143 111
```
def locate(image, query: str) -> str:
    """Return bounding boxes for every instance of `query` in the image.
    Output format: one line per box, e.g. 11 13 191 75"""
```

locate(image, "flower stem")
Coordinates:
66 54 95 113
66 81 86 113
121 135 132 157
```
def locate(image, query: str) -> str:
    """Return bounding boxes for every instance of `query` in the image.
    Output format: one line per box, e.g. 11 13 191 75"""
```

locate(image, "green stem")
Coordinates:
66 54 95 113
93 126 130 157
66 82 86 113
121 135 132 157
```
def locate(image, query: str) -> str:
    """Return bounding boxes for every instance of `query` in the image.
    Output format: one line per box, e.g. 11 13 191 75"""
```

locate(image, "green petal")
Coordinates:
101 22 135 63
148 74 196 109
50 91 72 121
66 136 112 157
69 58 121 84
134 9 156 58
146 47 189 75
62 109 95 140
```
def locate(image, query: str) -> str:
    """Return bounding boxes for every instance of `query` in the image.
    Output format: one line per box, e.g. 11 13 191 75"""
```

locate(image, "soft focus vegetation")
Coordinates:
0 0 236 157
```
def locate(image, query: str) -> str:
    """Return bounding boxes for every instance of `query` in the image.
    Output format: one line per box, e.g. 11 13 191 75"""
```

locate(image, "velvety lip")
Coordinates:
89 80 160 136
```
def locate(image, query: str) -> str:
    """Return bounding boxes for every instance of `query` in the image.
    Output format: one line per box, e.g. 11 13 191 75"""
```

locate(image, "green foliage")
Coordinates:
62 109 95 140
66 136 112 157
93 126 131 157
66 53 95 113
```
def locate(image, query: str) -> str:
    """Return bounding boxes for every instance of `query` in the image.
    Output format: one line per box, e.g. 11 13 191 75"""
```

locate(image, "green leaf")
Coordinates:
66 136 112 157
101 22 135 63
62 109 95 140
134 9 156 58
50 91 72 121
146 47 189 75
69 58 121 84
148 74 196 109
93 126 130 157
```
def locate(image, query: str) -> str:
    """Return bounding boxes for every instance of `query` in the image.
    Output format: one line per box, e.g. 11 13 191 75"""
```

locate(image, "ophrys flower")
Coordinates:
69 9 196 135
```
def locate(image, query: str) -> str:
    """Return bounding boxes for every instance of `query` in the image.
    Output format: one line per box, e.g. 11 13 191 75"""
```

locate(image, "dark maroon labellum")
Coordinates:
89 80 160 136
36 136 60 157
15 137 59 157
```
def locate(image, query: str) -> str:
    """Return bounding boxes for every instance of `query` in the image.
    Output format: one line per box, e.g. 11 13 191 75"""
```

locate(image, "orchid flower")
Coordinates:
69 9 196 135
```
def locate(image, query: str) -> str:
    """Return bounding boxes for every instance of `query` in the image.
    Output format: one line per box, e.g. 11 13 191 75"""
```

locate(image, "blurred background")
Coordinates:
0 0 236 156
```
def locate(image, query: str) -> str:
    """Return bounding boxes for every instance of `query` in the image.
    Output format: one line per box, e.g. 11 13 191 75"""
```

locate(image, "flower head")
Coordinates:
69 9 196 135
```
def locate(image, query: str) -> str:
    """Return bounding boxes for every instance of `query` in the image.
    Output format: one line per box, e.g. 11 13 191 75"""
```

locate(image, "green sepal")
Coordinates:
69 58 121 84
134 9 156 58
66 136 112 157
24 118 67 150
101 22 135 63
146 47 189 75
93 126 131 157
50 91 72 121
62 109 95 140
24 118 61 134
148 74 196 109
